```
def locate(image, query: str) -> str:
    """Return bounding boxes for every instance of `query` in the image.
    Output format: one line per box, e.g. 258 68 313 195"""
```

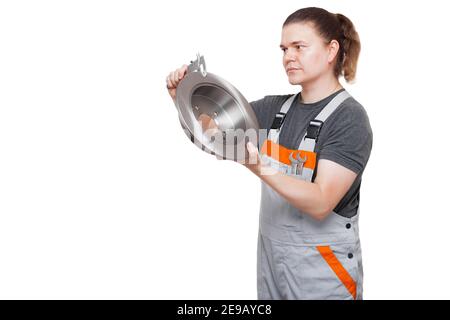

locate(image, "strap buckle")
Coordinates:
270 112 287 130
304 120 324 140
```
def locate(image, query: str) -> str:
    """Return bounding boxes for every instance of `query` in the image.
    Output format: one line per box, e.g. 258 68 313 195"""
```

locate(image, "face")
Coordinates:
280 22 339 85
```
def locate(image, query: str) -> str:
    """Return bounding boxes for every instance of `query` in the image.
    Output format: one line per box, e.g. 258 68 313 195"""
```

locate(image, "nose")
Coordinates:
284 48 297 64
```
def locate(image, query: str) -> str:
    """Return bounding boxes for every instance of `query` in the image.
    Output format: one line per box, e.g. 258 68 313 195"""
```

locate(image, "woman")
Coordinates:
166 7 372 300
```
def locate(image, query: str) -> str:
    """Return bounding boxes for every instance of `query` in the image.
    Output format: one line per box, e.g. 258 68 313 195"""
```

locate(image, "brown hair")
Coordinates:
283 7 361 82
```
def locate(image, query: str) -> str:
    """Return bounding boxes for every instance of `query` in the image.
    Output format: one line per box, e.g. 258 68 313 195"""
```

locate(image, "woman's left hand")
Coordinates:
240 142 278 177
240 142 262 175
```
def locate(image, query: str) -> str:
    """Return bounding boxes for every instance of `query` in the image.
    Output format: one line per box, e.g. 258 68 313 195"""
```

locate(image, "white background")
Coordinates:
1 0 449 299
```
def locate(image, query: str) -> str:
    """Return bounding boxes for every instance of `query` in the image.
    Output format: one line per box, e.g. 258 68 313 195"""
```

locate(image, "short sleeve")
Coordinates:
318 103 373 175
250 97 266 129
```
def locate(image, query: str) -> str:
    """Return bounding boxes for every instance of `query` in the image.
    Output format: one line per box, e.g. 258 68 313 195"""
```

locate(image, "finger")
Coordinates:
166 75 174 89
247 142 259 165
180 65 188 78
247 142 259 156
169 73 177 89
179 66 188 80
170 71 177 85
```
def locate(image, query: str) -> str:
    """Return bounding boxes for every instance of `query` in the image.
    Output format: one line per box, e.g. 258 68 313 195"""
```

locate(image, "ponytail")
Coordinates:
335 13 361 82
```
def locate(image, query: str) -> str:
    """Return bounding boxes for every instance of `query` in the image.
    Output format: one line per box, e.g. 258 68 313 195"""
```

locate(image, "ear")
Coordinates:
327 39 340 63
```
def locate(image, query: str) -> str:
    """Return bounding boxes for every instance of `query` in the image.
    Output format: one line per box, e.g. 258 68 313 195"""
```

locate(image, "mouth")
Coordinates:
286 68 301 73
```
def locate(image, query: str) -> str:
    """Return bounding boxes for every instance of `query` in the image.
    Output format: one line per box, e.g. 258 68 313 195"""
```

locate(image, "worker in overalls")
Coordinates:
166 7 373 300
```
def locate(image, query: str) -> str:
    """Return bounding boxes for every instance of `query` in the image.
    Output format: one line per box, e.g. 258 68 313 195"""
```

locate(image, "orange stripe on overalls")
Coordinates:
260 139 317 169
316 246 357 300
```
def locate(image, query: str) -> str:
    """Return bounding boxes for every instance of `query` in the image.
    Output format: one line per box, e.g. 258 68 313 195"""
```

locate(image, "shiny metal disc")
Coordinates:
175 56 259 161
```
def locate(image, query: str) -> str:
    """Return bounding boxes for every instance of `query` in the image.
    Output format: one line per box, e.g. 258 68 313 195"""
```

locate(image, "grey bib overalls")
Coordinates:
257 91 363 300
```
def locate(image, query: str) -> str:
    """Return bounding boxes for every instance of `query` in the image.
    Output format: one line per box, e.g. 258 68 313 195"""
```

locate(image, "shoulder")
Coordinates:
327 94 372 133
250 94 295 129
318 93 373 150
318 93 374 175
336 95 369 119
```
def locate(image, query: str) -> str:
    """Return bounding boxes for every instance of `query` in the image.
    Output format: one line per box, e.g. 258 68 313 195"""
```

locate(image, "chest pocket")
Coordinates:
260 139 317 181
264 90 351 183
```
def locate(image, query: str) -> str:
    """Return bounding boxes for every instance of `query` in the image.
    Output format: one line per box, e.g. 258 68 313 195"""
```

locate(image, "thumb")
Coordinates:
247 141 257 153
246 142 259 165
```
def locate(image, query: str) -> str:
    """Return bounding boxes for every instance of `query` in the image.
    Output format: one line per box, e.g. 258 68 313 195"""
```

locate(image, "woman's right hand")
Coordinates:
166 64 188 101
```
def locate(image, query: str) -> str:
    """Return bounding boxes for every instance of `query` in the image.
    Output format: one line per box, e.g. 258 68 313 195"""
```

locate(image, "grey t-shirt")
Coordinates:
250 89 373 218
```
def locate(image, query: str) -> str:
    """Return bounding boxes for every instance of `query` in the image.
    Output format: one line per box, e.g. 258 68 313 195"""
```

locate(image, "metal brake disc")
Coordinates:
175 54 259 161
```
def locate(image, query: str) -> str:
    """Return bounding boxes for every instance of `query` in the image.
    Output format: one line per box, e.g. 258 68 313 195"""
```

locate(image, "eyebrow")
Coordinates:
279 41 308 48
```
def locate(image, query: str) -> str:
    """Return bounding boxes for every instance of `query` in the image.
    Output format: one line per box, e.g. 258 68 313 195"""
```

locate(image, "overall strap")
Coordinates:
267 94 299 143
298 90 351 152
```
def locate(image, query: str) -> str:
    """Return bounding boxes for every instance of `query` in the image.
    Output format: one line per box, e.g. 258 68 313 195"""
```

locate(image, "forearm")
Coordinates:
256 166 330 220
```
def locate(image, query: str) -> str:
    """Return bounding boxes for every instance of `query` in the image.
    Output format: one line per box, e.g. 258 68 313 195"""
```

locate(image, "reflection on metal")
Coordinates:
175 54 260 161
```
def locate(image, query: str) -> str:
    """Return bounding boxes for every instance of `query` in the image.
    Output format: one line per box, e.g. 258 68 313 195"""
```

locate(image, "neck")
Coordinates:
299 74 343 104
